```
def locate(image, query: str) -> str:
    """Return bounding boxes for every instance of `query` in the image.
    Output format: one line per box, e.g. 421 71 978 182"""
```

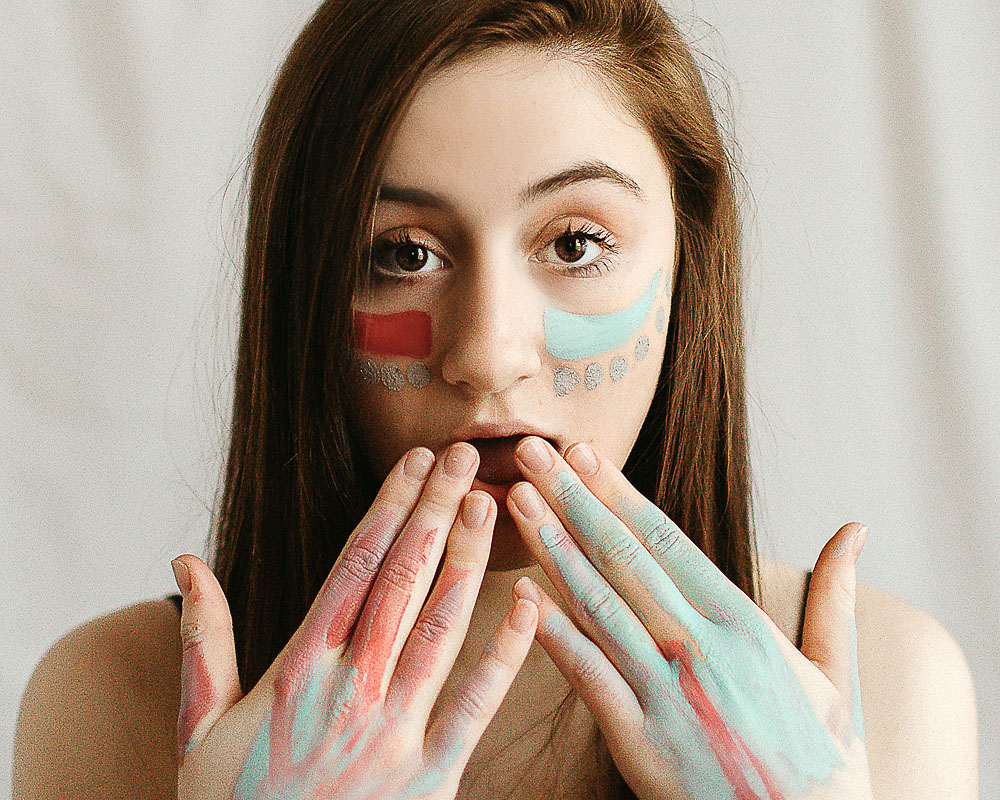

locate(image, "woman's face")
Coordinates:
347 46 675 570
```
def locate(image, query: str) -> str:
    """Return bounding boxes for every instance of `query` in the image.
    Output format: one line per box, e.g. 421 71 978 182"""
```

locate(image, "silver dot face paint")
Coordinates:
544 265 667 398
381 363 406 391
585 363 603 390
406 362 430 388
554 366 580 396
609 355 627 381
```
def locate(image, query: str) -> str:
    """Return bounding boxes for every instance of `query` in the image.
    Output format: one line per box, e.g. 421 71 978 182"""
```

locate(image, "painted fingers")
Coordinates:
343 442 484 703
514 437 756 628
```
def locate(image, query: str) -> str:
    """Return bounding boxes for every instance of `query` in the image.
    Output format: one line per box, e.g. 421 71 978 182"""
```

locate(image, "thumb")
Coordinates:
799 522 868 696
171 554 242 763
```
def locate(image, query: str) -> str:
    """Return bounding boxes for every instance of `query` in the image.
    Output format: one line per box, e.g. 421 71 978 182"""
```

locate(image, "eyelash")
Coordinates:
367 221 621 284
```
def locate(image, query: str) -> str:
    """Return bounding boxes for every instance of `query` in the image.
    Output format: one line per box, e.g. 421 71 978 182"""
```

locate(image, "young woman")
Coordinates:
13 0 978 798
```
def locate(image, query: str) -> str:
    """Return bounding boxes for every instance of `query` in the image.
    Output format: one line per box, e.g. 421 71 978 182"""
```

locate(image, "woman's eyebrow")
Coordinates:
378 159 647 211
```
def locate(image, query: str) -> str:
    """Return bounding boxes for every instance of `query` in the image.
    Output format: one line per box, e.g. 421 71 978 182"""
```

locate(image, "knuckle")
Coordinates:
827 578 857 614
411 608 453 646
599 533 642 573
578 586 619 624
571 652 606 685
417 490 460 519
552 479 584 507
179 618 208 653
338 541 384 583
454 683 492 721
644 519 682 556
379 557 422 592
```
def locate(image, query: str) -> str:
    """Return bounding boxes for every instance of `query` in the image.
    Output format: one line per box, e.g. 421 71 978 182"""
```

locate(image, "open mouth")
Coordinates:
467 434 557 487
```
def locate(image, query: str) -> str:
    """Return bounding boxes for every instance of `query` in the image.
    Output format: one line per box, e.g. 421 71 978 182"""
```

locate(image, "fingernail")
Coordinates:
853 525 869 563
511 483 545 520
171 558 191 598
513 575 542 604
463 492 490 529
565 442 597 476
511 598 537 632
445 443 477 478
404 447 435 481
516 436 552 472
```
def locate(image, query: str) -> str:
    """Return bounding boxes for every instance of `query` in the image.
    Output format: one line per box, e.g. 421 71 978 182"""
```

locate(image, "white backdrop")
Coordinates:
2 1 997 796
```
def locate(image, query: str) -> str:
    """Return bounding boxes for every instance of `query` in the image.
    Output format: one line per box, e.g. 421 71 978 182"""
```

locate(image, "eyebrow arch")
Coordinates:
377 159 646 211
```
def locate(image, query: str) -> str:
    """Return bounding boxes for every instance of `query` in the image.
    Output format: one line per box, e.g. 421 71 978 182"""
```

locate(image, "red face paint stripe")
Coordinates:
353 309 432 359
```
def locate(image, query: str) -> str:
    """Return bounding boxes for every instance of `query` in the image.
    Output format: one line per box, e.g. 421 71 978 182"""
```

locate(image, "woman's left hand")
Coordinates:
506 436 874 800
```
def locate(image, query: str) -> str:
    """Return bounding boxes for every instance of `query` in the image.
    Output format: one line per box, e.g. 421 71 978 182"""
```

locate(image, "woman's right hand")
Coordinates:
171 442 538 800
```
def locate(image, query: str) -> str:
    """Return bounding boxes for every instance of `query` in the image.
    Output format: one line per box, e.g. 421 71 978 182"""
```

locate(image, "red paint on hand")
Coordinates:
661 641 785 800
177 641 216 760
353 310 432 359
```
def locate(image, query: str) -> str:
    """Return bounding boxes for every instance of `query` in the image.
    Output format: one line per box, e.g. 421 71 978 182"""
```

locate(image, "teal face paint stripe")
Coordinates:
544 267 662 360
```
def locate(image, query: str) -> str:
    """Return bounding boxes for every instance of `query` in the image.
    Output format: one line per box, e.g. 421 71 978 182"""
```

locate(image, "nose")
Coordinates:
439 263 541 396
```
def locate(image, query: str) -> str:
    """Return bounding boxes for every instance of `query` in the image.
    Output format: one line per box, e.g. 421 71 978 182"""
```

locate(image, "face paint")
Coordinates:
544 267 662 360
350 310 434 392
353 309 432 359
546 267 666 397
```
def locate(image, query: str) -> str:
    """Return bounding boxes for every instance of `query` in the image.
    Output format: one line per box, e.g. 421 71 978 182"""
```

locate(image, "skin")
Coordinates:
338 45 875 797
175 444 540 800
4 27 978 790
506 439 873 798
347 47 675 579
171 46 875 798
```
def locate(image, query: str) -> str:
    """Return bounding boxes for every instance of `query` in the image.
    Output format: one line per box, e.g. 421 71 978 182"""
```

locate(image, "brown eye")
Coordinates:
370 231 445 281
553 232 589 263
392 242 429 272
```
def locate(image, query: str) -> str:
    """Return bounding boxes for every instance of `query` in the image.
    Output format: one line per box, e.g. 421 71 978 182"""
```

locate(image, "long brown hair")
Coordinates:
212 0 756 794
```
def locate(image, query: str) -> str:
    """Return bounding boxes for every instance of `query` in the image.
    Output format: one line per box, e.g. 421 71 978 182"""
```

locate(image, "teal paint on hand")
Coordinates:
400 734 464 798
544 267 662 360
234 712 271 800
540 473 853 797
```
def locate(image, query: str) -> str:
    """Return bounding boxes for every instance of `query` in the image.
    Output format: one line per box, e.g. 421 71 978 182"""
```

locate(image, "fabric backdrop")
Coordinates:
2 1 996 795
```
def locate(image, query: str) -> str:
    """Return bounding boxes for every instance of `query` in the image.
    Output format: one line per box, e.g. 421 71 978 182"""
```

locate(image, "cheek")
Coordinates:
350 309 434 391
545 265 669 399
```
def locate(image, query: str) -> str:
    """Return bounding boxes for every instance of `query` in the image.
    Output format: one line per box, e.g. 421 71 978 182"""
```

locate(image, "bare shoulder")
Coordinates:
759 556 978 799
13 598 184 800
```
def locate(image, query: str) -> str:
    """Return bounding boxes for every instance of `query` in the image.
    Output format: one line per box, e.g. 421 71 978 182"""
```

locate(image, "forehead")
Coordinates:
381 47 670 215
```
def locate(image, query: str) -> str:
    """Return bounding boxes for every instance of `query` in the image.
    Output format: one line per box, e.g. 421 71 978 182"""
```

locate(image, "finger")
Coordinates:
348 442 480 704
423 596 537 772
801 522 868 741
506 483 680 699
511 441 708 643
290 446 437 670
387 490 496 721
514 577 645 724
559 438 754 624
171 554 242 762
